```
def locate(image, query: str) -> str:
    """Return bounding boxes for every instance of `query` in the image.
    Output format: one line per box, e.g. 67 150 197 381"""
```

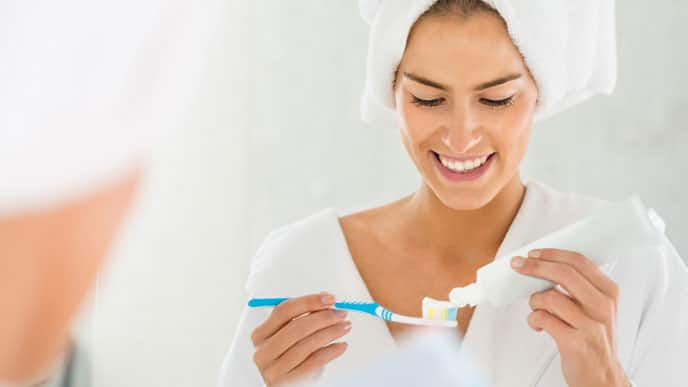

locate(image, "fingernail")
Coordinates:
528 250 541 258
342 321 352 331
511 256 526 268
320 292 335 305
334 309 348 319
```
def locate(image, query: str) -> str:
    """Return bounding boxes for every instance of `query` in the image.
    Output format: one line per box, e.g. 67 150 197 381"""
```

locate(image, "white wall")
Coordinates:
83 1 687 386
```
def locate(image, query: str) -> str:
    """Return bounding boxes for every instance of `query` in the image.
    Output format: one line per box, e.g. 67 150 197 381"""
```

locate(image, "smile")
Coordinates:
437 153 491 172
431 151 496 182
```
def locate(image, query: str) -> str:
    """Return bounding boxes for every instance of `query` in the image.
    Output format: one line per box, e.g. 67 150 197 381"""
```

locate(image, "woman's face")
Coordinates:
394 11 538 210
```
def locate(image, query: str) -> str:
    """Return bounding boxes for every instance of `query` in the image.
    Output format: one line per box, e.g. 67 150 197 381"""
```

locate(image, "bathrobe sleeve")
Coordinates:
626 240 688 386
218 304 270 387
219 230 283 387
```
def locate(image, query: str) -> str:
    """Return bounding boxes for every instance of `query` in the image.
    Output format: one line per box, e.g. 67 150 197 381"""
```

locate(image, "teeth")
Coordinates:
439 154 490 173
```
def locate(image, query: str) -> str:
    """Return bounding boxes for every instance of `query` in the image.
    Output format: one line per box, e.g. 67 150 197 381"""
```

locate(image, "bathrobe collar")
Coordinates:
327 180 590 386
251 180 600 385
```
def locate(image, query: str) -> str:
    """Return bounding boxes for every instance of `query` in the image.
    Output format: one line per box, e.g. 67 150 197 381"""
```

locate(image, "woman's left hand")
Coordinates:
511 248 630 387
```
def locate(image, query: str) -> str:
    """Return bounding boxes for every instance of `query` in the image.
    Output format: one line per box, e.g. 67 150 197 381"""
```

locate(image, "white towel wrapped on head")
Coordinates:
358 0 617 128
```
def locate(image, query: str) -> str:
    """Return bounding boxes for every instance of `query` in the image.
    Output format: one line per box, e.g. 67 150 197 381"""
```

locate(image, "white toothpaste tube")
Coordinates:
448 195 666 307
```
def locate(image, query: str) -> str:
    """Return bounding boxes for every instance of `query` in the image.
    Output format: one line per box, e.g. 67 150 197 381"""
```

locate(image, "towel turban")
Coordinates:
358 0 617 128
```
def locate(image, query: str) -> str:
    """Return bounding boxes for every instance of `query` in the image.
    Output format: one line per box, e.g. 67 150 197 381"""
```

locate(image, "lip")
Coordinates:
431 151 496 182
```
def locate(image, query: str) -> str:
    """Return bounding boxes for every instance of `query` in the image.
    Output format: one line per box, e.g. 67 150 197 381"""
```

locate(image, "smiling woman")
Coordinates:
393 5 538 210
219 1 688 387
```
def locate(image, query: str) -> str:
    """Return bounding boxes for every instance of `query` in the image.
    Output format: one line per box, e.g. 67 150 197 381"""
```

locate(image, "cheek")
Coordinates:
510 99 535 142
492 101 534 165
491 93 535 140
398 101 440 149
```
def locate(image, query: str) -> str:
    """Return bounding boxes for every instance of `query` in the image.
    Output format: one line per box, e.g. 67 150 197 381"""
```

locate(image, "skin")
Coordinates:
251 10 629 387
251 293 350 386
0 169 141 384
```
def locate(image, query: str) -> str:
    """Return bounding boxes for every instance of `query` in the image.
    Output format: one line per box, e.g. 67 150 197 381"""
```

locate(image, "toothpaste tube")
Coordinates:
449 195 665 307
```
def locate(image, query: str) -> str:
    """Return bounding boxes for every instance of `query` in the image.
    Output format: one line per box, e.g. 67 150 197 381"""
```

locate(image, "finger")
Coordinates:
256 309 348 365
529 289 589 329
512 256 607 319
514 255 617 324
529 249 619 299
266 320 352 377
251 292 336 345
283 342 348 384
528 309 574 346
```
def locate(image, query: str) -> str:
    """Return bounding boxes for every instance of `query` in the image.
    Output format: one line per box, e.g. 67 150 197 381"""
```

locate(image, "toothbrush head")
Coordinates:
422 297 459 322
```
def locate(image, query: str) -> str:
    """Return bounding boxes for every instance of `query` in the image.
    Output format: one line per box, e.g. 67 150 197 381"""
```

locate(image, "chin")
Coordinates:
433 186 496 211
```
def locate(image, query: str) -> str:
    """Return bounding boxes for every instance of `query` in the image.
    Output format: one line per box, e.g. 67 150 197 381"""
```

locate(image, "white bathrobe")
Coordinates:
219 181 688 387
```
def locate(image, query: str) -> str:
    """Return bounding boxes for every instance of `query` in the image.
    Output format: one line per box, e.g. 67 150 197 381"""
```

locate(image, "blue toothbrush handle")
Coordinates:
248 298 383 319
248 298 289 307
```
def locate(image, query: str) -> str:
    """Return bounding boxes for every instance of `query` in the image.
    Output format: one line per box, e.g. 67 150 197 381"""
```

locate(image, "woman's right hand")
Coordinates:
250 292 352 386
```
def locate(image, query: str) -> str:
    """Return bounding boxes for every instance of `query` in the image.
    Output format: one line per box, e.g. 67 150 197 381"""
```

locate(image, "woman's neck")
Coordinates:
400 174 527 264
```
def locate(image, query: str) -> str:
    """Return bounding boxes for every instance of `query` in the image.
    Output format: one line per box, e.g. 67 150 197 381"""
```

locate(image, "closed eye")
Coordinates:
411 95 444 107
480 96 514 107
411 95 515 108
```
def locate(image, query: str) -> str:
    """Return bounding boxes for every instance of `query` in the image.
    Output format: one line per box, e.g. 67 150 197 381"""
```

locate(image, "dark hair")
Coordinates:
419 0 499 20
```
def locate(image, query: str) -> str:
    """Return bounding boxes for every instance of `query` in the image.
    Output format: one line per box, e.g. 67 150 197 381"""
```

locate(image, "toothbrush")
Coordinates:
248 297 458 328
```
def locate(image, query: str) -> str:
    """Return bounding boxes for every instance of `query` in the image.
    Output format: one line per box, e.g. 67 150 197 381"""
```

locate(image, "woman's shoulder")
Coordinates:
532 181 687 292
255 208 341 255
526 180 611 218
526 180 678 264
529 181 688 346
338 200 402 235
244 208 356 296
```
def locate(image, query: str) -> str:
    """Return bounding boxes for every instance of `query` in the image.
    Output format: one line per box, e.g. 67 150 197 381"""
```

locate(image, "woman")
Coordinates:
220 1 688 386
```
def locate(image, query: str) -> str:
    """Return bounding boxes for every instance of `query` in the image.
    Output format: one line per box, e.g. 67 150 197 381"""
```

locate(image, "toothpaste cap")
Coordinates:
449 283 483 307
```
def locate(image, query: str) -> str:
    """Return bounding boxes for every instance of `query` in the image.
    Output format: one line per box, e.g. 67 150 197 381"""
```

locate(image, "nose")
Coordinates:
440 106 483 154
441 134 483 154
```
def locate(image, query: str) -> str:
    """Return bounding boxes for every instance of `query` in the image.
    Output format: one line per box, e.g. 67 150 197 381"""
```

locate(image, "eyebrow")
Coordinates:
403 72 523 91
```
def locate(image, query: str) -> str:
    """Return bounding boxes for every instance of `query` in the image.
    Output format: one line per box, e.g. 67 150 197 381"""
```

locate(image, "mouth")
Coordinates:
431 151 496 182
